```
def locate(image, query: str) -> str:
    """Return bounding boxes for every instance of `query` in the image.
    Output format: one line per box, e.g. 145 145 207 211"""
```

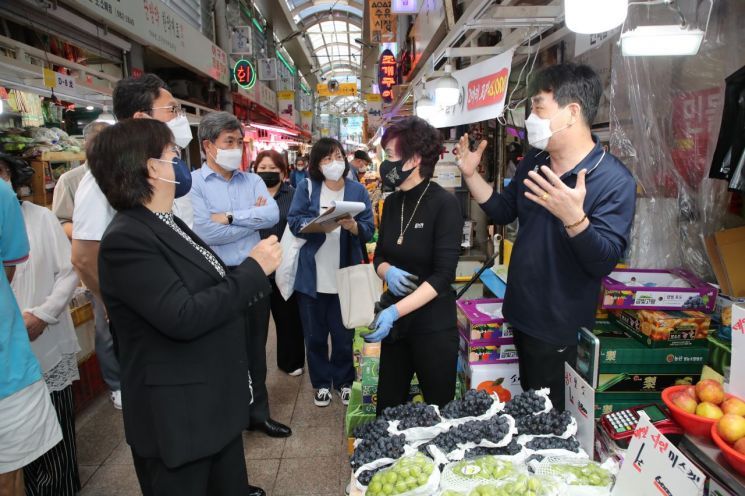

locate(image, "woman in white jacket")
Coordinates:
0 155 81 496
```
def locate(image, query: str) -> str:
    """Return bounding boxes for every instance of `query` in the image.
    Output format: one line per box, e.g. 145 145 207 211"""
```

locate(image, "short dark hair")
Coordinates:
254 149 288 175
0 153 33 190
112 74 168 120
308 138 349 182
87 119 173 210
527 63 602 126
381 117 442 179
353 150 372 163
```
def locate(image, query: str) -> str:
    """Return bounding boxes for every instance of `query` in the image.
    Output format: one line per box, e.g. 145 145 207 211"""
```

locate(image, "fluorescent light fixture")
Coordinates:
250 122 299 136
621 25 704 56
416 94 436 120
86 105 94 110
435 64 460 108
565 0 628 34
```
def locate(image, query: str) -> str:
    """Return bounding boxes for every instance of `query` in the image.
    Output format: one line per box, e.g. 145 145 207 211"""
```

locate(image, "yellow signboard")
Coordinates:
43 68 56 89
365 93 383 102
277 91 295 100
369 0 397 44
316 82 358 97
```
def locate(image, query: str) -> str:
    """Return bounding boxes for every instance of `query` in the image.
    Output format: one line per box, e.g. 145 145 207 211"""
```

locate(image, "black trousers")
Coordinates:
376 329 459 416
269 278 305 373
513 330 578 412
24 386 80 496
246 295 271 424
132 435 248 496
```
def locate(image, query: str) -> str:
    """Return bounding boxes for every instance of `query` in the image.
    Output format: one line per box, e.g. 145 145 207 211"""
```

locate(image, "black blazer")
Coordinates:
98 206 270 468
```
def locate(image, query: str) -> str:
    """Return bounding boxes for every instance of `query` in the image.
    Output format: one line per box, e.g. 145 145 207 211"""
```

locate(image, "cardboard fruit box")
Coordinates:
456 298 513 342
611 309 711 348
597 373 700 393
459 333 518 364
594 391 663 419
458 354 522 403
586 320 708 375
599 268 717 312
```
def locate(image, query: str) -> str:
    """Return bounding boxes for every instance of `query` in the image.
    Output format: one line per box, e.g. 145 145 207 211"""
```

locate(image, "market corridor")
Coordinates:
74 319 352 496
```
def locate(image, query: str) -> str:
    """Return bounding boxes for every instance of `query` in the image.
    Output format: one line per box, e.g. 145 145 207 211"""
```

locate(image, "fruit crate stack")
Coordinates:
589 267 716 418
456 299 522 402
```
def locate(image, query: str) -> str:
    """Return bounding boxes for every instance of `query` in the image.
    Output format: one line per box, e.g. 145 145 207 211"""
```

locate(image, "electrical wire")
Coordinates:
497 27 542 126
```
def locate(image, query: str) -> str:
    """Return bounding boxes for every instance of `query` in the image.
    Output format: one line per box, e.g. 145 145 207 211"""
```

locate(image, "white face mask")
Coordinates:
211 147 243 171
166 115 193 149
525 107 571 150
322 160 346 181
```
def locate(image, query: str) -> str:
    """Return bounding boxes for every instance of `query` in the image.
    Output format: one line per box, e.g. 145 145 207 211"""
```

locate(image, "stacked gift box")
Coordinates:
586 268 716 418
456 298 523 402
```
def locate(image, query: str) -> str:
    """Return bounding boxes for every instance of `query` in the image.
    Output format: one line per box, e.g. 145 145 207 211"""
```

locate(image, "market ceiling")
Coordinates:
255 0 363 85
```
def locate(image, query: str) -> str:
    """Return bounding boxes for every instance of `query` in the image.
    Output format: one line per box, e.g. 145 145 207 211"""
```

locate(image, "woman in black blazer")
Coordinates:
90 119 280 496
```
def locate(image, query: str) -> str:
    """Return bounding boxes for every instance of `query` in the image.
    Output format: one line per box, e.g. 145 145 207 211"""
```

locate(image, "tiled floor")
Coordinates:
75 319 352 496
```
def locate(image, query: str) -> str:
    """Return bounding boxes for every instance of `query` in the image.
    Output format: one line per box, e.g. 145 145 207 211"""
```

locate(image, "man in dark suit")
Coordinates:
93 119 277 496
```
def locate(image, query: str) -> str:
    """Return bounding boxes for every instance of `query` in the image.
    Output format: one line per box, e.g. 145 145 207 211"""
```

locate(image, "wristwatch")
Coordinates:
226 212 234 224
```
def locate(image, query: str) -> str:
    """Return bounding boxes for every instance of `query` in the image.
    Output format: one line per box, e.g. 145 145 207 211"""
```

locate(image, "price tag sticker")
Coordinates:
612 413 705 496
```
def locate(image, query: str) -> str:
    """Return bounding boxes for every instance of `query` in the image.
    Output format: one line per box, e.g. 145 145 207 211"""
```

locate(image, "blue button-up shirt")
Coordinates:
480 136 636 345
190 164 279 267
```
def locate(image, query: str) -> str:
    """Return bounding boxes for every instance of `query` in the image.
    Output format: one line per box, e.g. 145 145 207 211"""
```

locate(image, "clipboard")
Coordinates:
299 201 365 234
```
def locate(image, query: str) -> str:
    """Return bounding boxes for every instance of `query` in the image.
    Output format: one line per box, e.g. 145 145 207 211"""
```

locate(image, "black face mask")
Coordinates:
258 171 281 188
381 159 413 189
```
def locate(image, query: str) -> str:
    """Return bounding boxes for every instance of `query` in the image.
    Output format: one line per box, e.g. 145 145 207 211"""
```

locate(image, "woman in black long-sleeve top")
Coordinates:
366 117 464 414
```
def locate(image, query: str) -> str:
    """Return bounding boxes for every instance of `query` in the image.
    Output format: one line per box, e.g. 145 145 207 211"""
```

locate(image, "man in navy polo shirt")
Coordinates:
456 64 636 410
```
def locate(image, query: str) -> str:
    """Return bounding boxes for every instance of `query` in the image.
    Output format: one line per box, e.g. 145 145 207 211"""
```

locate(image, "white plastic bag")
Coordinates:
275 181 312 300
337 263 382 328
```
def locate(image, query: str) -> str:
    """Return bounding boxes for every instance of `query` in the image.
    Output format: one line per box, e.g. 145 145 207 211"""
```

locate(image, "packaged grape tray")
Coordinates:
528 457 617 496
441 393 505 429
425 415 517 463
357 452 441 496
386 405 448 445
515 414 578 442
438 456 527 493
466 474 565 496
520 434 589 459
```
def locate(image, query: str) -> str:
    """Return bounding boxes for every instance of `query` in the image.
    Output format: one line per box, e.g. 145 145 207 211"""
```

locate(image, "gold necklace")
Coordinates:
398 181 431 245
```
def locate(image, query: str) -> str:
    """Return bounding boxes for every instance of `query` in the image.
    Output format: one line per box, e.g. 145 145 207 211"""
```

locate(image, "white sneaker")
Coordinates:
110 390 122 410
288 368 304 377
314 388 332 407
339 386 351 406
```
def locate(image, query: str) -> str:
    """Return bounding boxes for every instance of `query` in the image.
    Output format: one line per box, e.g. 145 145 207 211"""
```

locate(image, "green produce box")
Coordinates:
597 373 699 392
611 309 709 348
345 382 376 437
593 321 708 374
361 383 422 414
707 335 731 376
594 391 662 419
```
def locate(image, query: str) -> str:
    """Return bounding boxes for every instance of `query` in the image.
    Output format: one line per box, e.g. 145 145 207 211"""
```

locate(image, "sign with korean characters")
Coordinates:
230 26 253 55
612 412 705 496
277 91 296 124
233 59 257 90
369 0 397 43
316 82 358 98
729 304 745 398
300 111 313 132
428 49 514 128
378 49 397 102
43 69 78 94
565 363 595 455
366 93 383 129
66 0 229 85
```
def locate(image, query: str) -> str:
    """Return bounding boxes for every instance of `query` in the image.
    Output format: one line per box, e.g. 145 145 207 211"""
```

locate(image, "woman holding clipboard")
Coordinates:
287 138 374 408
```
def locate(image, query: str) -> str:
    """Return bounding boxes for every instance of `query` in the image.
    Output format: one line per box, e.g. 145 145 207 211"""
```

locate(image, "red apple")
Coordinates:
671 391 698 414
717 414 745 444
684 385 698 401
721 397 745 417
696 402 724 420
696 380 725 405
734 438 745 455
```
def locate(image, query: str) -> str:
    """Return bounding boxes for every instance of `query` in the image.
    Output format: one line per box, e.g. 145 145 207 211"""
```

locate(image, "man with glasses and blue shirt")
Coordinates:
71 73 195 411
456 64 636 411
191 112 290 440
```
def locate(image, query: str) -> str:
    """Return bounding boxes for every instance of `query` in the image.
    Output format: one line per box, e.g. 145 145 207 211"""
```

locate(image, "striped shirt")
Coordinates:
260 182 295 241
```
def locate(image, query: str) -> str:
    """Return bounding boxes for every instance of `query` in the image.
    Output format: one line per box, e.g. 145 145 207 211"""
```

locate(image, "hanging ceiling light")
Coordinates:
416 93 436 120
95 105 116 124
621 24 704 56
565 0 628 34
435 64 460 108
